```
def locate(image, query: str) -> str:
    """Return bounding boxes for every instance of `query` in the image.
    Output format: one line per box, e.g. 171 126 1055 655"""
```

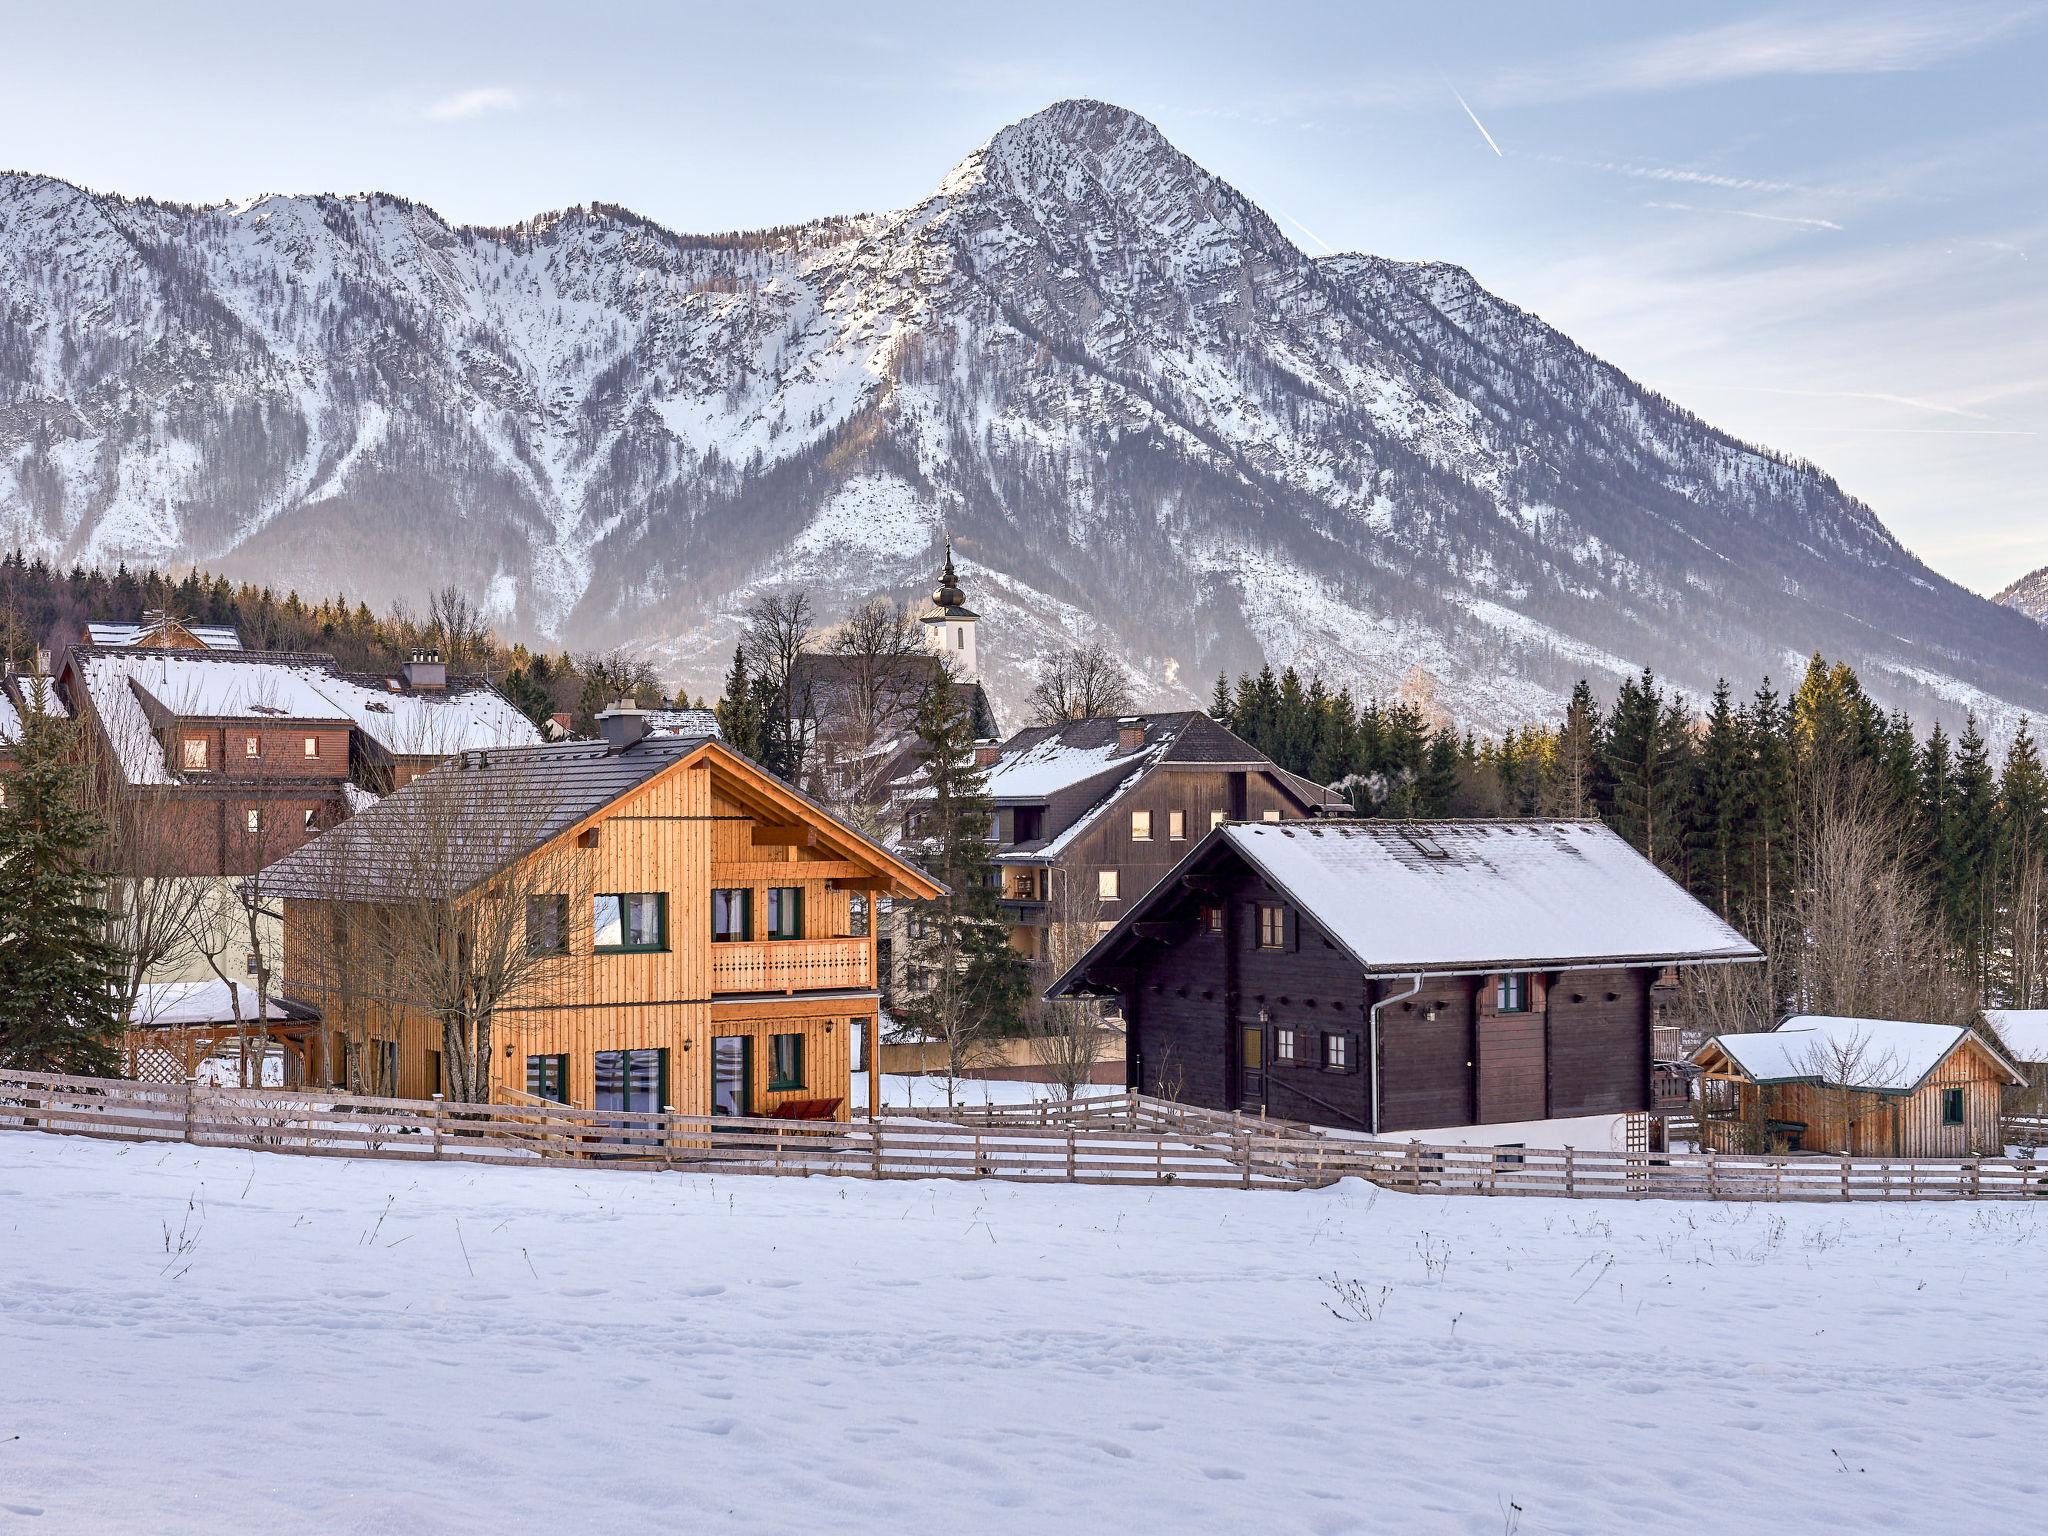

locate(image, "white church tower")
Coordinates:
920 543 979 683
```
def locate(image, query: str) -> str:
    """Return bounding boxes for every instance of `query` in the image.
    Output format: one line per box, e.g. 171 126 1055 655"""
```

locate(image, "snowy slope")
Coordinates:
3 1132 2044 1534
1997 564 2048 625
5 100 2048 733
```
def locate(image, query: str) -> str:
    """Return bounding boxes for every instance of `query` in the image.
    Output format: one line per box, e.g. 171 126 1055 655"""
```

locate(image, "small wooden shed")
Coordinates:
1694 1016 2022 1157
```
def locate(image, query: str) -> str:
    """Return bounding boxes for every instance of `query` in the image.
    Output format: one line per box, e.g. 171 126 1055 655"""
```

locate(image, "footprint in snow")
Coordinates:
693 1418 738 1437
496 1410 551 1423
683 1284 725 1298
557 1287 608 1298
3 1504 44 1517
1203 1469 1247 1482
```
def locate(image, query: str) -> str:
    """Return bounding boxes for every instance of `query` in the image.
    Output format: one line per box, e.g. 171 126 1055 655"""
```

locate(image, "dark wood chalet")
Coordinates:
1049 819 1761 1135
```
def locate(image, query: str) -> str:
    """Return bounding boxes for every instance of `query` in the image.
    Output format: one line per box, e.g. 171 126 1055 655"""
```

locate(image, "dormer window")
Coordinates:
244 735 259 759
182 737 209 771
303 735 318 758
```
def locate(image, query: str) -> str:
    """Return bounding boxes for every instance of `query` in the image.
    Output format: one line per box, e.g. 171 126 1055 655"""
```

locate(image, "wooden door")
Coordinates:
1477 1012 1546 1124
1239 1024 1266 1113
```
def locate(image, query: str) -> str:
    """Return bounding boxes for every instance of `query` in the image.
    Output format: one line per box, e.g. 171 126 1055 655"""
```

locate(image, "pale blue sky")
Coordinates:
5 0 2043 593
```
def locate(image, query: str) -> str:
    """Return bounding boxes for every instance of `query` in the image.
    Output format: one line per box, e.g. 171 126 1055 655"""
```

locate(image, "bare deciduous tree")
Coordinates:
745 589 817 783
1028 639 1134 725
820 596 926 833
1025 870 1116 1101
282 756 597 1105
572 649 661 734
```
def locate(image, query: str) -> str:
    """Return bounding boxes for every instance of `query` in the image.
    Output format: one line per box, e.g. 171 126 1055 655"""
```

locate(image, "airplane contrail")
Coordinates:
1450 86 1503 157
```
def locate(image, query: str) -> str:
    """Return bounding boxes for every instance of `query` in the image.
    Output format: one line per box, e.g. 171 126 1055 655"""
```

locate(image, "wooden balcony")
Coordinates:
710 938 872 996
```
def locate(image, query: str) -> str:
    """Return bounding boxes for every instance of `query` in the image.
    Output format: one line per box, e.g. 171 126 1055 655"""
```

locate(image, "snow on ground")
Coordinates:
2 1134 2042 1534
864 1071 1119 1108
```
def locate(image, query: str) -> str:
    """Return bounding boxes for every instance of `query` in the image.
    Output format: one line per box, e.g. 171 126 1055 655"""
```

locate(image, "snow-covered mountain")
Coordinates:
4 98 2046 733
1997 566 2048 627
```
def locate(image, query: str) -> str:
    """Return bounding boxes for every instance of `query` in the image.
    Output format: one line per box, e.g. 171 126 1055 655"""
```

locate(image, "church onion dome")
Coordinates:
926 545 978 619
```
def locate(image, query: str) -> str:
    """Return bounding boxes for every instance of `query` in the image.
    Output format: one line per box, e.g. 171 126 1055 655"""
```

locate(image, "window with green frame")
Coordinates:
1941 1085 1965 1126
593 892 666 952
1495 973 1530 1013
526 1053 569 1103
712 887 752 943
768 1032 804 1090
765 886 803 940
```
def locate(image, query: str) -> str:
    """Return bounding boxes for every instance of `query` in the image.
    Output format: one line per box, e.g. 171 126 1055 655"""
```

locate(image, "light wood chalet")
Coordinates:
1694 1016 2023 1157
262 710 941 1120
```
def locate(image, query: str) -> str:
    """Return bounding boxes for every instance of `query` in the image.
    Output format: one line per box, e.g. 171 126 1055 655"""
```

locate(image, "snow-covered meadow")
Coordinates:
1 1131 2040 1535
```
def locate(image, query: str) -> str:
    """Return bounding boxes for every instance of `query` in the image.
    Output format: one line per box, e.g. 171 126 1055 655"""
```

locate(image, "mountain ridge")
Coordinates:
2 99 2044 735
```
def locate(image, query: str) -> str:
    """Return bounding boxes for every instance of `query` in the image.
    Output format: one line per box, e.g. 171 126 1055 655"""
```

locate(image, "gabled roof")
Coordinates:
1049 818 1760 995
259 732 943 904
0 673 67 743
1697 1016 2023 1094
128 979 321 1029
645 706 723 739
1983 1009 2048 1065
87 619 243 650
985 712 1341 807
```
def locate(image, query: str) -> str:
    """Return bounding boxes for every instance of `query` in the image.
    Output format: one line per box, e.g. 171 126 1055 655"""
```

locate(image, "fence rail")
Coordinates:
7 1070 2048 1201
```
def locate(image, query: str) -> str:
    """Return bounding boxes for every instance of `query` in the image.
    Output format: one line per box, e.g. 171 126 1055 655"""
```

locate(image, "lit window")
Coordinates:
302 808 316 831
244 735 259 759
711 888 752 943
1168 810 1186 841
1256 903 1286 949
1942 1087 1965 1127
1098 869 1120 901
1496 974 1530 1013
765 886 803 941
769 1033 805 1091
1130 810 1152 841
594 892 666 952
1203 905 1223 934
1323 1033 1350 1070
1261 809 1281 824
244 808 260 833
1210 809 1226 830
303 735 318 758
183 737 209 770
1275 1028 1296 1062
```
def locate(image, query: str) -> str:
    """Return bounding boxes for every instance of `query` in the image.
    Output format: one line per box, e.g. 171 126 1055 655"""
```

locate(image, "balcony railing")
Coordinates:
711 938 872 995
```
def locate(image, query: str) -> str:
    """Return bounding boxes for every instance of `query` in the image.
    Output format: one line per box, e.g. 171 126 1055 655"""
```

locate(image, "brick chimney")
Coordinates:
597 701 650 753
1116 719 1146 752
974 742 1002 767
402 649 447 691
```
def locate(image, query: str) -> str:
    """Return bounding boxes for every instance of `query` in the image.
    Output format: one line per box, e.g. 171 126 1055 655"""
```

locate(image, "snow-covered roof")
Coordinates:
72 650 351 785
128 980 320 1028
1982 1010 2048 1065
1701 1016 2021 1093
1220 820 1759 972
645 707 722 740
0 674 69 742
984 735 1151 800
86 621 243 650
317 671 543 758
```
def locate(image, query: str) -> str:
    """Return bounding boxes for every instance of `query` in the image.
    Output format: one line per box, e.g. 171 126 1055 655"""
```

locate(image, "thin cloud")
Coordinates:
1565 157 1810 195
1645 200 1843 232
1715 384 1990 420
1448 85 1503 157
1491 4 2041 103
425 87 523 122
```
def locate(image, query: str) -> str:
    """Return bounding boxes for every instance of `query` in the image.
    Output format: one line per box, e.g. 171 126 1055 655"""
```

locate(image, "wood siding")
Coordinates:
1114 847 1665 1136
281 749 929 1120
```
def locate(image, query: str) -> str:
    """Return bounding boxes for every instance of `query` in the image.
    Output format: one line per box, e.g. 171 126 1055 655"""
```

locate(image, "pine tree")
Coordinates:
0 704 123 1074
1997 721 2048 1003
714 646 765 760
1417 728 1461 816
1951 714 1999 998
1742 679 1794 924
1689 680 1745 915
895 667 1029 1088
1603 668 1690 870
1208 671 1233 727
1544 681 1600 818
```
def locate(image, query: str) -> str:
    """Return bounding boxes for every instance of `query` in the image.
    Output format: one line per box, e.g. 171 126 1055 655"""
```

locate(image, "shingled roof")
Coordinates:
260 734 715 902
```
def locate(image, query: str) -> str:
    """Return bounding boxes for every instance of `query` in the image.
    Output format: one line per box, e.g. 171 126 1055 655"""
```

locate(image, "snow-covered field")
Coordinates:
1 1133 2040 1535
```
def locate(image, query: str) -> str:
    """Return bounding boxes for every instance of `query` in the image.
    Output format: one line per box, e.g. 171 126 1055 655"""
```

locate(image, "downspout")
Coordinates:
1367 973 1424 1136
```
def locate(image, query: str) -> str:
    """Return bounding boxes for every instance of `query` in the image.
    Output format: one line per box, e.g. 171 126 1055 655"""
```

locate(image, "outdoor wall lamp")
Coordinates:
682 1038 693 1051
824 1021 834 1034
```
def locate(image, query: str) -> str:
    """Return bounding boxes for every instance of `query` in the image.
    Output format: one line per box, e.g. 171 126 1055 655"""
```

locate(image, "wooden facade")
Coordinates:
1052 820 1757 1137
280 738 939 1122
1695 1028 2018 1157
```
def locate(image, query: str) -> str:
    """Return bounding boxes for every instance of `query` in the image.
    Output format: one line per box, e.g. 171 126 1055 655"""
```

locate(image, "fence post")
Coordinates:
1240 1128 1252 1190
183 1075 197 1144
1067 1123 1077 1182
1840 1155 1850 1202
1564 1146 1577 1197
870 1115 883 1181
1705 1147 1718 1201
1967 1158 1981 1200
431 1093 444 1160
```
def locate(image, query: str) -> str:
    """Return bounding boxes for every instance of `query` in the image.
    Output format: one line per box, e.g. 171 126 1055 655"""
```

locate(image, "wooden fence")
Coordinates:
8 1070 2048 1200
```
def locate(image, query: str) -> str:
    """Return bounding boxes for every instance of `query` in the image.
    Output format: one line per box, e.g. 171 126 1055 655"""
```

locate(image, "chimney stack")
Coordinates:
402 649 447 691
974 742 1001 767
597 701 650 753
1116 719 1146 752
